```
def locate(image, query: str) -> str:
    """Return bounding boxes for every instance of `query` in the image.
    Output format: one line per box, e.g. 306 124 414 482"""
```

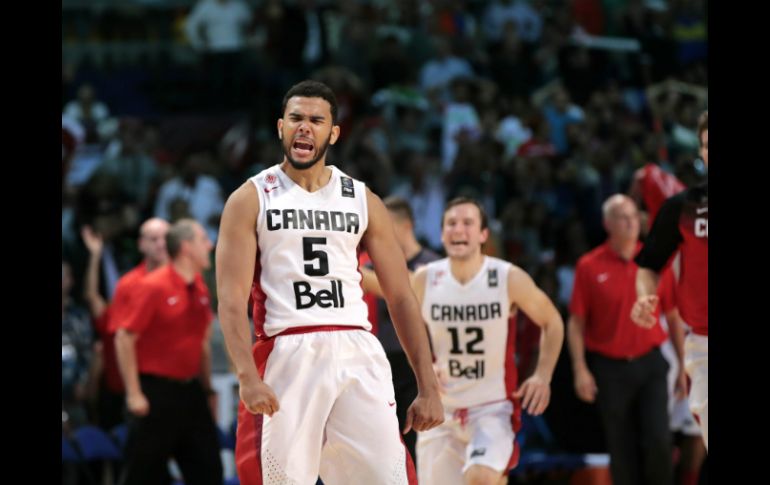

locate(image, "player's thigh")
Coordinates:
463 401 515 476
320 330 412 484
236 334 337 484
464 464 505 485
417 422 466 485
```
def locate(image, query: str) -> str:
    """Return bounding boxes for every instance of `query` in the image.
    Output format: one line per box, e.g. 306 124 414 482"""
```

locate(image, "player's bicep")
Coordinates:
509 267 560 328
215 183 259 308
362 189 411 301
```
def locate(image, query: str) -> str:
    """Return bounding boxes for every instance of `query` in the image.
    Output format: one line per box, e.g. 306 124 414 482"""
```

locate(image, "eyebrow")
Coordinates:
288 112 326 122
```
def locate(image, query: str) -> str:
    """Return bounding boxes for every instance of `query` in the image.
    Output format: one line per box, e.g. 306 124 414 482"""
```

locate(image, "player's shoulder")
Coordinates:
503 260 531 284
225 174 262 212
247 164 281 189
486 255 514 269
417 257 447 274
340 166 370 194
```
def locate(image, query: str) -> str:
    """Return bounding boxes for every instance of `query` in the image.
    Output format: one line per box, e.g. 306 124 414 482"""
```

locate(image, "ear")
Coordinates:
329 124 341 145
480 227 490 245
277 119 283 139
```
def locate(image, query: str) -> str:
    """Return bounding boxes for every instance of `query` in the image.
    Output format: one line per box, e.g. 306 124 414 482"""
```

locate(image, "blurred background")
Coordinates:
62 0 707 483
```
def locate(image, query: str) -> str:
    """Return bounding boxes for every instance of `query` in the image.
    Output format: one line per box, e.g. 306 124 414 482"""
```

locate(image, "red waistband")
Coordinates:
257 325 366 341
692 328 708 337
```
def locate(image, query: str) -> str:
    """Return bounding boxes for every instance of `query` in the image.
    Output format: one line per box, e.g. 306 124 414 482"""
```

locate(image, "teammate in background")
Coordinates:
115 219 222 485
657 269 707 485
632 110 708 450
81 218 170 431
216 80 443 484
413 197 564 485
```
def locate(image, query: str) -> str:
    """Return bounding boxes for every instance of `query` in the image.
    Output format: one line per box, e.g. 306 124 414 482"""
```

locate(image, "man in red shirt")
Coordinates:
115 219 222 485
568 194 673 485
633 110 708 450
82 218 170 431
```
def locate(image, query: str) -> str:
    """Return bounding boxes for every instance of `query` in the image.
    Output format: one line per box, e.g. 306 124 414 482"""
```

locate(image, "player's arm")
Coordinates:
216 182 279 416
567 313 597 403
114 281 157 417
360 265 416 298
363 189 443 433
508 266 565 416
665 307 688 400
411 266 427 307
360 265 384 298
81 225 108 318
632 193 684 327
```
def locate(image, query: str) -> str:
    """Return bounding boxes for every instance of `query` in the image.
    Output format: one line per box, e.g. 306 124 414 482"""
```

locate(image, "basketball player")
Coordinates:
413 197 565 485
632 110 708 450
215 80 443 485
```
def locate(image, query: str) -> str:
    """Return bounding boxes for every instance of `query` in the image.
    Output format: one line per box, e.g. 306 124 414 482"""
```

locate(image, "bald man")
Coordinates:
567 195 674 485
82 218 170 430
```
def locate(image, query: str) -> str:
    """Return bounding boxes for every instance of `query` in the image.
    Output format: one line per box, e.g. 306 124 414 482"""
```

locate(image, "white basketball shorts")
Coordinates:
416 399 518 485
235 327 416 485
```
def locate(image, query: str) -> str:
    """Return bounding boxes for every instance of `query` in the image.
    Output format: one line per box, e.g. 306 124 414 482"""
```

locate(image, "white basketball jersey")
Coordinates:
421 256 516 410
250 165 370 337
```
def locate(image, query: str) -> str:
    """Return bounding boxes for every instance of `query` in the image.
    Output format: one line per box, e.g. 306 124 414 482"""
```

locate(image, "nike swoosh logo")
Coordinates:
264 186 280 193
597 273 609 283
167 296 179 306
696 207 708 214
388 402 396 407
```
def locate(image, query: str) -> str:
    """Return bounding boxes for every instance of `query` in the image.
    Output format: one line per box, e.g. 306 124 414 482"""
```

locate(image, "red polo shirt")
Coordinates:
97 262 152 392
108 262 150 333
570 242 667 359
116 265 213 380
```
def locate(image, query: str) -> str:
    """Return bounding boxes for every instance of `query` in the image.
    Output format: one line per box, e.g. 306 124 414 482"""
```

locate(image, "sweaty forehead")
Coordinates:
285 96 332 118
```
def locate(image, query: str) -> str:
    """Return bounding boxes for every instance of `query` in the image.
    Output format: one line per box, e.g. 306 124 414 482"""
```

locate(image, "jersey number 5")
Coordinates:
303 237 329 276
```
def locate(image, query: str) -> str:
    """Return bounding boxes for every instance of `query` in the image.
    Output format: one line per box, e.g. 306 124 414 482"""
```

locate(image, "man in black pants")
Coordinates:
567 194 674 485
115 219 222 485
361 196 440 463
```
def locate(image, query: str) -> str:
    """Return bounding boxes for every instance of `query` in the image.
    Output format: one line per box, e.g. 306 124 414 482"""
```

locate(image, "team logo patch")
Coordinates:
488 269 498 287
341 176 355 198
265 174 277 184
432 270 445 287
470 448 486 458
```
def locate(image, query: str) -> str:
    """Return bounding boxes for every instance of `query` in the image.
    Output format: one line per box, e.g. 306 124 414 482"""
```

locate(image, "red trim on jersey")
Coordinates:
266 324 366 340
357 249 379 335
251 249 267 339
235 337 276 485
505 314 522 471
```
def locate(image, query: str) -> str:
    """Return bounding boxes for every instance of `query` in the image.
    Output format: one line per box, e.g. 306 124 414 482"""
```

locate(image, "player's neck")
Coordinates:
280 160 332 192
449 253 485 284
